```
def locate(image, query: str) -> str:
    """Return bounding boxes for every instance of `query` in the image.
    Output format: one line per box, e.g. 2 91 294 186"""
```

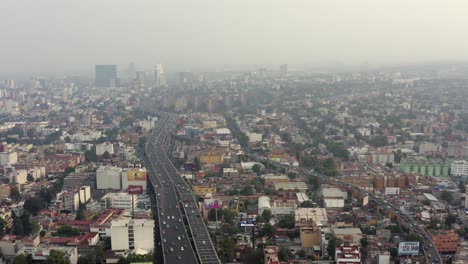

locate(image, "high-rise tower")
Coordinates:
154 64 167 88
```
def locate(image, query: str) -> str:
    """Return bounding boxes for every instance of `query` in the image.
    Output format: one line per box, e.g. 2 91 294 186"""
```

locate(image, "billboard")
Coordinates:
398 242 420 255
127 170 147 181
127 185 144 195
204 199 222 209
240 218 257 227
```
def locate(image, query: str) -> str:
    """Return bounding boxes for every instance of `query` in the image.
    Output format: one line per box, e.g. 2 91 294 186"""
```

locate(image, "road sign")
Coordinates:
398 241 420 255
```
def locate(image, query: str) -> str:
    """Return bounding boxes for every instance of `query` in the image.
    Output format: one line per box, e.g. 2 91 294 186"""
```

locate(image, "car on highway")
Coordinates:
181 246 184 251
177 236 181 240
170 247 174 252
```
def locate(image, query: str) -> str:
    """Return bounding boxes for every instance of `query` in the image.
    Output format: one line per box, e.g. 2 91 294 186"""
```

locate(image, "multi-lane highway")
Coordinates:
143 114 221 264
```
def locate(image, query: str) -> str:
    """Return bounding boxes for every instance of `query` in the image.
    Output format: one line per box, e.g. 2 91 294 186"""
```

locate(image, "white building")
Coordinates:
5 100 20 115
321 188 347 208
100 193 139 210
333 228 363 246
56 190 79 212
121 168 147 192
0 151 17 166
247 132 263 143
110 219 154 251
56 186 91 212
79 186 91 204
8 170 27 184
451 160 468 177
96 142 114 156
28 167 46 180
96 166 122 190
419 142 441 154
258 196 271 214
370 151 394 165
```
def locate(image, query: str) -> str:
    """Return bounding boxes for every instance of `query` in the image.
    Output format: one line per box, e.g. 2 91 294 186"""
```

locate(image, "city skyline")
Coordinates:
1 1 468 74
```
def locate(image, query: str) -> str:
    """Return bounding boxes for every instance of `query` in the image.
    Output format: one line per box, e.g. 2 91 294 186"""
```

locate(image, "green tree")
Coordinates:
27 174 34 182
252 164 263 175
360 237 369 258
287 172 296 179
255 214 264 223
261 209 272 222
240 185 254 196
221 208 237 224
102 151 111 159
55 225 80 237
26 254 33 264
278 247 292 261
0 217 6 237
13 217 24 236
297 249 306 258
244 247 264 264
10 186 21 202
440 191 454 203
45 250 68 264
218 238 236 263
116 253 152 264
277 214 295 229
369 135 388 147
85 146 97 162
343 204 353 212
13 254 28 264
24 197 45 216
258 223 276 238
76 209 85 220
327 234 343 257
300 201 315 208
459 181 466 193
64 167 75 175
445 214 457 226
31 221 41 234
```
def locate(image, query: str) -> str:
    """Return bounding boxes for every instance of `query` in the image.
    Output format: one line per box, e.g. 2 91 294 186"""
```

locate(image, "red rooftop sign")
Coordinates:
127 185 143 195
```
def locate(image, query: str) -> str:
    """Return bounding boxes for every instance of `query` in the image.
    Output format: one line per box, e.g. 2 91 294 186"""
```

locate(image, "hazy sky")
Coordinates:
1 0 468 74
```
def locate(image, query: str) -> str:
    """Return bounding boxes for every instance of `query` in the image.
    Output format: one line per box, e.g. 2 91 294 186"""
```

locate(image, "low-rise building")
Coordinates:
335 244 361 264
110 218 154 251
430 229 459 254
96 166 122 190
321 188 348 208
273 181 308 193
18 245 78 264
96 142 114 156
333 228 363 246
295 208 328 227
